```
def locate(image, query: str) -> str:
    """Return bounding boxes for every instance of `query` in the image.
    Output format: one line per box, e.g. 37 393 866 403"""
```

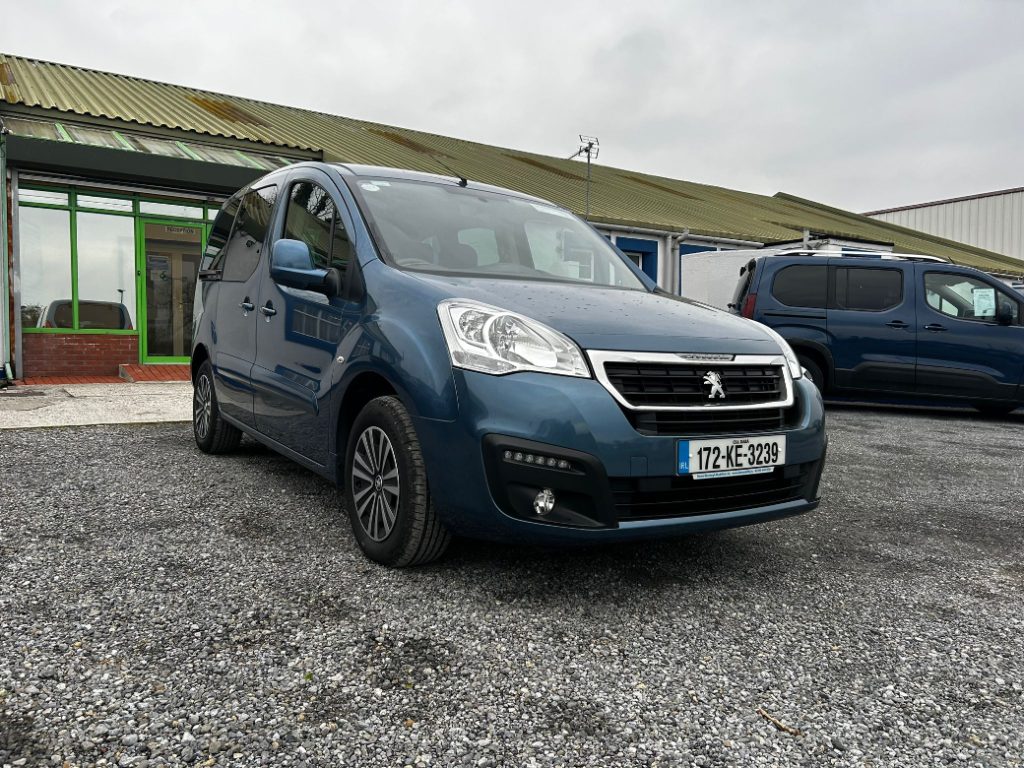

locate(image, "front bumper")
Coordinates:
414 369 826 545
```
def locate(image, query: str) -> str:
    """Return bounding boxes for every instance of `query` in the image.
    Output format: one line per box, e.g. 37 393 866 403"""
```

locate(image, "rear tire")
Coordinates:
344 396 451 567
797 355 825 393
193 361 242 454
974 402 1018 417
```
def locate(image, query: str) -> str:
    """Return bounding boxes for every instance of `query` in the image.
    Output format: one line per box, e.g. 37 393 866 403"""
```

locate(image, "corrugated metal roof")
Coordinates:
2 52 1022 275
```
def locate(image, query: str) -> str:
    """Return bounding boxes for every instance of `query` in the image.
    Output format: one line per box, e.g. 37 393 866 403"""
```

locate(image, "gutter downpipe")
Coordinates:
0 117 11 383
669 229 689 295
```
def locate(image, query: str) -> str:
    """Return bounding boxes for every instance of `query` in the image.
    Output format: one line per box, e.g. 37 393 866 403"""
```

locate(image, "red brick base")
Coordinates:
21 333 139 378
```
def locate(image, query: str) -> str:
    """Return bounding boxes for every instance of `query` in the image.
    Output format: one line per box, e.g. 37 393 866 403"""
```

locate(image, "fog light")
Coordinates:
533 488 556 516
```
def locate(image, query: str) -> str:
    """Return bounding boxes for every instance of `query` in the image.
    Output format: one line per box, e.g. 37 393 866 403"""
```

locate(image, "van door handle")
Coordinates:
239 300 255 313
886 320 909 329
260 303 278 319
924 323 947 332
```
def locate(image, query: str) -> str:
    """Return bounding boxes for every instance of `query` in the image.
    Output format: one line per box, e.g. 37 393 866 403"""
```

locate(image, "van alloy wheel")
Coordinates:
194 374 212 440
351 426 401 541
344 396 451 566
192 360 242 454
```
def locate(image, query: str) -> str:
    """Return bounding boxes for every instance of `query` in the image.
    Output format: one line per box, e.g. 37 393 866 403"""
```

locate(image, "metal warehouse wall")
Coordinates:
869 189 1024 262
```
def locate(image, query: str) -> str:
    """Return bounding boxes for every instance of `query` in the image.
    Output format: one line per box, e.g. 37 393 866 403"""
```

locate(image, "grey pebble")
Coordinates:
0 414 1022 767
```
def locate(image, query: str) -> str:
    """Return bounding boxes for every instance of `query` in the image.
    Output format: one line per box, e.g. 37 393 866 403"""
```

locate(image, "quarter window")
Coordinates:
771 265 827 308
924 272 1020 324
834 267 902 312
202 195 241 272
282 182 353 273
222 186 277 282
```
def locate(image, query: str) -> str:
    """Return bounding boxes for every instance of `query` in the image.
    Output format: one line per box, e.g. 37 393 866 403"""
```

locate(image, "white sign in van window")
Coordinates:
972 287 996 318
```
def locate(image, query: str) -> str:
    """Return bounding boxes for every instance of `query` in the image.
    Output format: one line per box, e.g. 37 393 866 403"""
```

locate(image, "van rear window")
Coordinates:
771 265 827 308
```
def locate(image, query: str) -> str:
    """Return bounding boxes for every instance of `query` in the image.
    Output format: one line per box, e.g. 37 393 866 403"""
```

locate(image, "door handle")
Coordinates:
239 300 255 313
886 320 909 329
924 323 948 332
260 303 278 319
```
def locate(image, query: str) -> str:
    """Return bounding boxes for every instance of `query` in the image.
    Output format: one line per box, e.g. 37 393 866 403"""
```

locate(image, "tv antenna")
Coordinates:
568 135 600 219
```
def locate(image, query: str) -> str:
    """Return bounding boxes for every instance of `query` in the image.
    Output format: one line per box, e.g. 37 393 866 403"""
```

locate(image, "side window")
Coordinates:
283 181 353 274
222 186 277 282
771 265 827 308
202 195 241 272
834 267 902 311
924 272 1020 324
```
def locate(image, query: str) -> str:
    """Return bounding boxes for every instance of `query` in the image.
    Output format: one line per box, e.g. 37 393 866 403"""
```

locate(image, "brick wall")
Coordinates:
22 334 138 377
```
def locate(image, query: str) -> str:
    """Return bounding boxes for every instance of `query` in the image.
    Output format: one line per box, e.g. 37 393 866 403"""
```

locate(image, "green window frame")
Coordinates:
18 184 222 334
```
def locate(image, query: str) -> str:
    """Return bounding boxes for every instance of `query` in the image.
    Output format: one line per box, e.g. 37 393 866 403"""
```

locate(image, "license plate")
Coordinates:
677 435 786 479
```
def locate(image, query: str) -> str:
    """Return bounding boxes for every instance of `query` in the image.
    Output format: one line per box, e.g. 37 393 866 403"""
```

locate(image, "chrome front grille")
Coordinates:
588 351 793 413
603 362 785 408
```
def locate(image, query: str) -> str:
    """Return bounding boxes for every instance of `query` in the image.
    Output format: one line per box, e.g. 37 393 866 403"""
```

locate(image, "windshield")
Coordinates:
354 178 646 290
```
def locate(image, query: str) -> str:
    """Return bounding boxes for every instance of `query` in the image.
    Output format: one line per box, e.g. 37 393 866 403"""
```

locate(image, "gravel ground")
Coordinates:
1 406 1023 767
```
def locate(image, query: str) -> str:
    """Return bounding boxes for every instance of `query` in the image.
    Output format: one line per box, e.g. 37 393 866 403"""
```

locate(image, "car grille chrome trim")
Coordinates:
587 350 794 412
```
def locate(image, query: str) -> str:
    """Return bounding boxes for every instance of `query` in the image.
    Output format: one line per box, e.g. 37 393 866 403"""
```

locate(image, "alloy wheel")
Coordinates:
194 374 212 440
351 426 401 542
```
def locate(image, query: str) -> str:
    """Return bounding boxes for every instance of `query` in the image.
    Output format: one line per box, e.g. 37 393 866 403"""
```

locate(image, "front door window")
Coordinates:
142 222 203 359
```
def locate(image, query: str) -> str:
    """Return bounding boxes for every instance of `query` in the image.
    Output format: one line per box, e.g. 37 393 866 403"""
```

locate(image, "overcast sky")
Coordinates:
3 0 1022 212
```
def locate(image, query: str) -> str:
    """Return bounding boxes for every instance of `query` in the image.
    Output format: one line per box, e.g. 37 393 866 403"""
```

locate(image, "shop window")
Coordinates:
140 200 205 219
67 125 123 150
77 213 137 329
19 188 68 206
78 195 133 213
128 135 190 159
19 207 73 328
3 117 63 141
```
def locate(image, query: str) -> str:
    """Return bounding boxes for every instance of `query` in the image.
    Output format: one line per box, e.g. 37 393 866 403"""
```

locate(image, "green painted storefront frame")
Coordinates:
135 215 209 364
17 183 215 364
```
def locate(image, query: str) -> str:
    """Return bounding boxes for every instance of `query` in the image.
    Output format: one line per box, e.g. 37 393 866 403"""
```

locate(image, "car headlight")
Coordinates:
438 299 590 378
756 323 803 380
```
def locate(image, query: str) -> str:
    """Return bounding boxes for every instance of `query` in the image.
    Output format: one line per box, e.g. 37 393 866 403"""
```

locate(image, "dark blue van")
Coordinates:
191 163 827 565
731 250 1024 414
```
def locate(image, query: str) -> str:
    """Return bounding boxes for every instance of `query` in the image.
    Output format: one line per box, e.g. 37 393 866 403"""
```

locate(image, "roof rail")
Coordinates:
760 248 949 264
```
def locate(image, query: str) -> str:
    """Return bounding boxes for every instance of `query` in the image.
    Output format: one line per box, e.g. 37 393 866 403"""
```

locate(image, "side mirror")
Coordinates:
270 239 332 294
996 303 1015 326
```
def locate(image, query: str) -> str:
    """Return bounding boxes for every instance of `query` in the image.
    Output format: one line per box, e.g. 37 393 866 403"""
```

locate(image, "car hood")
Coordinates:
401 272 782 355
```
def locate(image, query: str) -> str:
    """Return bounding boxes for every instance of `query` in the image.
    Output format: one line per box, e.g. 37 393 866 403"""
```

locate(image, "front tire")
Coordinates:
193 361 242 454
344 396 451 567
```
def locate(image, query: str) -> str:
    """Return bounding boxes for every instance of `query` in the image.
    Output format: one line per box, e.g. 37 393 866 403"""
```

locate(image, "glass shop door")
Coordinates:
139 220 206 362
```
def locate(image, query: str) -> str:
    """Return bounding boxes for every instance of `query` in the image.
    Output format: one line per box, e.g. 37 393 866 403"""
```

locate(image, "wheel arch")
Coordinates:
191 344 210 384
787 339 834 390
335 370 401 487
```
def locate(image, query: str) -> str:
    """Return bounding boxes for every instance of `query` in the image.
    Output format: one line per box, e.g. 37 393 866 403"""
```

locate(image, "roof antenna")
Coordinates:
430 155 468 187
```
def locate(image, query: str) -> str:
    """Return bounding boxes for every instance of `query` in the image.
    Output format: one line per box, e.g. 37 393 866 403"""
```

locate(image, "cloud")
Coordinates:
2 0 1022 211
